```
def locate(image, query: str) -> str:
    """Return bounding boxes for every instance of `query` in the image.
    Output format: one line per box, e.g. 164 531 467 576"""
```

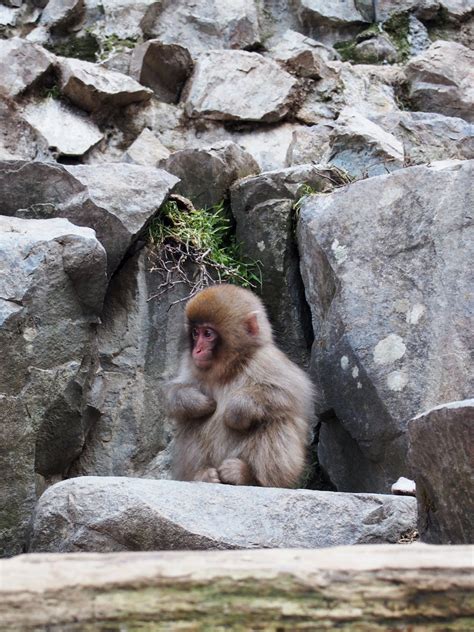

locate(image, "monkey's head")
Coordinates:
185 284 272 377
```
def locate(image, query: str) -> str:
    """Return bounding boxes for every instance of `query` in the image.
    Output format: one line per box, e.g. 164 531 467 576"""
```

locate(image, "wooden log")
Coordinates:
0 544 473 630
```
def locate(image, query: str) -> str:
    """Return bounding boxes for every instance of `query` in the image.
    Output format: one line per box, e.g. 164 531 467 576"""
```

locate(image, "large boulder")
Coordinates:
298 160 473 493
231 164 348 368
0 160 179 275
29 477 416 552
0 216 107 557
406 41 474 123
141 0 261 54
68 247 190 480
183 50 298 123
408 399 474 544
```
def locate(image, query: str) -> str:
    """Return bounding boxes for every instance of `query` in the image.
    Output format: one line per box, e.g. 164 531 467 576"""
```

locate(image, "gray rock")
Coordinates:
406 41 474 123
298 160 473 493
328 108 404 178
58 57 153 113
231 164 347 368
266 29 337 79
162 141 260 208
39 0 84 33
141 0 260 55
369 0 473 22
0 97 48 160
352 34 399 64
286 122 334 166
68 248 189 480
101 0 156 39
379 110 474 163
409 399 474 544
0 216 107 557
124 128 171 166
367 0 439 22
29 477 417 552
22 98 103 157
407 14 431 57
183 50 298 123
297 62 401 125
0 160 179 275
129 40 193 104
0 38 55 98
231 123 307 172
295 0 367 45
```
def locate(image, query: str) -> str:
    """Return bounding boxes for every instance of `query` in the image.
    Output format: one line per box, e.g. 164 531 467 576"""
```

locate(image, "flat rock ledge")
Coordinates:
30 477 416 553
1 545 472 630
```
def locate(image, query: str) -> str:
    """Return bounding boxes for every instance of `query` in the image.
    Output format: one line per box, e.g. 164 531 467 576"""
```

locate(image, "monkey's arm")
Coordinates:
222 390 267 432
167 383 216 421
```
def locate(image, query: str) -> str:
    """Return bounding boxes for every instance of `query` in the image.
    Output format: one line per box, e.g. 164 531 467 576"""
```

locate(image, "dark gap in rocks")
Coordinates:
305 408 337 491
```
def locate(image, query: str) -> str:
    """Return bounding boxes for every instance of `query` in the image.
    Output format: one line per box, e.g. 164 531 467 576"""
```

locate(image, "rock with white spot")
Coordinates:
0 38 55 98
0 216 107 556
183 50 298 123
231 164 349 368
58 57 153 113
409 399 474 543
298 160 474 492
406 41 474 123
29 477 417 552
391 477 416 497
22 98 103 157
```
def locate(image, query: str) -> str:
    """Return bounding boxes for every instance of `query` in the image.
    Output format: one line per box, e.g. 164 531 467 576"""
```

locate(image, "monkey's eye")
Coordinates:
191 328 199 340
204 329 214 339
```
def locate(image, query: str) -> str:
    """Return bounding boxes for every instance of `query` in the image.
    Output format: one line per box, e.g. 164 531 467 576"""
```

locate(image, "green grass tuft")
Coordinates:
148 199 261 303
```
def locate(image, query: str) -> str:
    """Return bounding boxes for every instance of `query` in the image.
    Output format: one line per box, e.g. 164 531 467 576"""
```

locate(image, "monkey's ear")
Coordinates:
245 311 260 337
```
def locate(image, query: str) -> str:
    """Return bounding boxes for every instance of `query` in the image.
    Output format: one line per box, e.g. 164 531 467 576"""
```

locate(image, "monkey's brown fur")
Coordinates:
167 284 314 488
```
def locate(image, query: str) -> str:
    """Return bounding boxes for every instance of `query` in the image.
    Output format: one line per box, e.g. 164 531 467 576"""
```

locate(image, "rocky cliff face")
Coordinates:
0 0 472 556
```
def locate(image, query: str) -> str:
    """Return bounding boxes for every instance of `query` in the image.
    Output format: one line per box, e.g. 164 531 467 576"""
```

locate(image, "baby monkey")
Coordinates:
167 284 314 487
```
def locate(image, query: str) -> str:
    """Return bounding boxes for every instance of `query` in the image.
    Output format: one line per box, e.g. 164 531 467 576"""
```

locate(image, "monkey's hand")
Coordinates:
223 394 264 432
218 458 257 486
194 467 221 484
167 384 216 420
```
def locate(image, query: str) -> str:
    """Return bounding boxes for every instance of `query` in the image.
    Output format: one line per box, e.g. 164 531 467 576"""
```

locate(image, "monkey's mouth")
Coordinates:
194 358 213 370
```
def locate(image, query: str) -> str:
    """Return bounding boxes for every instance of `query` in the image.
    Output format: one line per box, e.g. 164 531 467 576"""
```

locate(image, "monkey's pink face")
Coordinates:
191 324 219 370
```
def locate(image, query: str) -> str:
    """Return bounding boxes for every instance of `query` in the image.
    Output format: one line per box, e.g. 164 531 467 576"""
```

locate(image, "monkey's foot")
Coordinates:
194 467 221 484
218 458 255 486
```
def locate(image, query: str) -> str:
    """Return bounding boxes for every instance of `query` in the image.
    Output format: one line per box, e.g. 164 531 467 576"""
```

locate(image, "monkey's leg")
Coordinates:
218 458 259 486
193 467 221 484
